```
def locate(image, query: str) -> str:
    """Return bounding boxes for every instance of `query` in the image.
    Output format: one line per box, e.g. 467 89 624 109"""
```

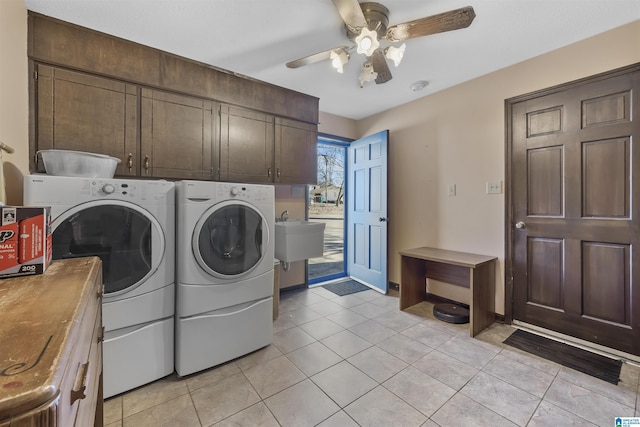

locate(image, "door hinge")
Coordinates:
33 71 38 80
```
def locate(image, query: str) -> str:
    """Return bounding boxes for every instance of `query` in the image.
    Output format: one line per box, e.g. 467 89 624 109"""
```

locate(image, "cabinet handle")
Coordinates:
267 167 271 178
144 155 150 175
70 361 89 404
277 168 281 178
127 153 133 172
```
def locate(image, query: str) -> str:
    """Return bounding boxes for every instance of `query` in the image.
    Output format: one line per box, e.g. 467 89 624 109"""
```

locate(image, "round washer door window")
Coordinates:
194 202 265 277
52 201 163 295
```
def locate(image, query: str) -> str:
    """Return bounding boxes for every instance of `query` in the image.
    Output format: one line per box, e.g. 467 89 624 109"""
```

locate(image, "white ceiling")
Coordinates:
23 0 640 120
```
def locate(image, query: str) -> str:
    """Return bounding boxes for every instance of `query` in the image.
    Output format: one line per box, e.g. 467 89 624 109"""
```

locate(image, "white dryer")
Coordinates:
24 175 175 398
176 180 274 376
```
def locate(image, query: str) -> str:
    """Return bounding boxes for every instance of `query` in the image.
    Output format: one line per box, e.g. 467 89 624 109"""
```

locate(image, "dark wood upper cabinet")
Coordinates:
140 89 214 180
274 117 318 184
218 105 274 183
33 64 138 176
217 106 318 185
27 11 318 123
27 11 319 184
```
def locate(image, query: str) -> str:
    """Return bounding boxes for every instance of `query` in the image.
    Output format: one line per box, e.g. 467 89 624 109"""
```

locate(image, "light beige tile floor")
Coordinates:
104 287 640 427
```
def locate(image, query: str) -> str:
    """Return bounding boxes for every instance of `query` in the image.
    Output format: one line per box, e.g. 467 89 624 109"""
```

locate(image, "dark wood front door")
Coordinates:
508 64 640 356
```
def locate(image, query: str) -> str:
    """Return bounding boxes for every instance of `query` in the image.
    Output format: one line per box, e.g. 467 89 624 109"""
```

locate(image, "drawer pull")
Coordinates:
70 361 89 404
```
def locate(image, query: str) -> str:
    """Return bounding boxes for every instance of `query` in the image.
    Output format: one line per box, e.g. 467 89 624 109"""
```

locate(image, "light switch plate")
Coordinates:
447 184 456 196
486 181 502 194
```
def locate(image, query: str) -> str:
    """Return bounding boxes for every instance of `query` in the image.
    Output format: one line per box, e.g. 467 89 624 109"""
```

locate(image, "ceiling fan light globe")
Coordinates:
385 43 406 67
355 27 380 56
359 60 378 87
330 49 349 73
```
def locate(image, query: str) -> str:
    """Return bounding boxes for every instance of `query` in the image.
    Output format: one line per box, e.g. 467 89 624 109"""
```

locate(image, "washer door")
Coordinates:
192 200 268 278
51 200 164 296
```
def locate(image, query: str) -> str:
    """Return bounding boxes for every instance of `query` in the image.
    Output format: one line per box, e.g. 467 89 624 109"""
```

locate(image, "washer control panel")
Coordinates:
82 178 173 202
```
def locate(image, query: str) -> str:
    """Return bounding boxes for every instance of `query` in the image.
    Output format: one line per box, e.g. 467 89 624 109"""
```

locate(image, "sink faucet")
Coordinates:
279 210 289 222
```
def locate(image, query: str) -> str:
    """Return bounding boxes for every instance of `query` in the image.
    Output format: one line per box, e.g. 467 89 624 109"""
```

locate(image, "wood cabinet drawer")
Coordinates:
58 273 101 426
74 305 102 426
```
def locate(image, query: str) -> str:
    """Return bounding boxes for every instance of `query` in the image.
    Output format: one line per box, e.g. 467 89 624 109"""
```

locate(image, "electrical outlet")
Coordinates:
486 181 502 194
447 184 456 196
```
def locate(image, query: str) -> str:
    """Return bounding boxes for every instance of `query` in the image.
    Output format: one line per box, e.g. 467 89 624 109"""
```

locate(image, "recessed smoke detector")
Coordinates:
410 80 429 92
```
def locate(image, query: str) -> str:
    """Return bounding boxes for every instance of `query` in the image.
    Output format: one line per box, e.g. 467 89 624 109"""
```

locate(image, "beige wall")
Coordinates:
355 20 640 314
0 0 28 205
319 111 358 140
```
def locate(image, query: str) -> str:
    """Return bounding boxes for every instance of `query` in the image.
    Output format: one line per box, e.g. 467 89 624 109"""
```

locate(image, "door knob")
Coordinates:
515 221 526 229
379 217 387 222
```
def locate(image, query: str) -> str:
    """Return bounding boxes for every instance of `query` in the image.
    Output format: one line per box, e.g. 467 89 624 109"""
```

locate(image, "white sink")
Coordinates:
274 220 326 262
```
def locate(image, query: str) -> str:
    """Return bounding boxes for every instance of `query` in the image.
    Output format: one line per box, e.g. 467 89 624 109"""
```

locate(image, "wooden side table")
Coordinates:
399 247 497 337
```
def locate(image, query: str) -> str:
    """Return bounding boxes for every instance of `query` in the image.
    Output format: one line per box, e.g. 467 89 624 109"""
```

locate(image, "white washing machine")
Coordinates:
175 180 274 376
24 175 175 398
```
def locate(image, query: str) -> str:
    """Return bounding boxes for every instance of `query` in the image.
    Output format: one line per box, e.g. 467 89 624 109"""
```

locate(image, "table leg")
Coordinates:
400 256 427 310
469 262 495 336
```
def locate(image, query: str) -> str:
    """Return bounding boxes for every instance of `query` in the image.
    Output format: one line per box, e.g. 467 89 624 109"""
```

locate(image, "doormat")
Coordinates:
322 280 370 296
503 329 622 385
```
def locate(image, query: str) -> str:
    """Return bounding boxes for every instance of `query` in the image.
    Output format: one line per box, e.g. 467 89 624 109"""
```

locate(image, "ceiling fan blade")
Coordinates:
332 0 367 29
385 6 476 42
371 49 392 84
286 46 349 69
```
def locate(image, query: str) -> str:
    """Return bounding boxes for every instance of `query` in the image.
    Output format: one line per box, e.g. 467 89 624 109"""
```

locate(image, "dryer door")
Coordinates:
51 200 164 296
193 200 268 278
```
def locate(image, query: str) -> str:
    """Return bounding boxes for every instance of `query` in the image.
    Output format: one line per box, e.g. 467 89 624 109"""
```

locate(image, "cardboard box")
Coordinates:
0 207 52 278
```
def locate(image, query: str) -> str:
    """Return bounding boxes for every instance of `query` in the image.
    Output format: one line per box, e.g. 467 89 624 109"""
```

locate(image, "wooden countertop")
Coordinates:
399 247 497 268
0 257 102 419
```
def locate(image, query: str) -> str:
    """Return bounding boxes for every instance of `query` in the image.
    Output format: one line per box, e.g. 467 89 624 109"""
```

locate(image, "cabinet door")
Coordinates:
275 118 317 184
219 105 274 183
34 64 138 176
140 89 214 179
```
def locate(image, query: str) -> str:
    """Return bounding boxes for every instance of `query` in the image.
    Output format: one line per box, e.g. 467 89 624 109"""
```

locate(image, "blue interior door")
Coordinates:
347 130 388 292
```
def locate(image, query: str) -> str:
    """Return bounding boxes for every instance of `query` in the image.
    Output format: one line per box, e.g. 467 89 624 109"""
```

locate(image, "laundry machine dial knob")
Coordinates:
102 184 116 194
230 187 240 196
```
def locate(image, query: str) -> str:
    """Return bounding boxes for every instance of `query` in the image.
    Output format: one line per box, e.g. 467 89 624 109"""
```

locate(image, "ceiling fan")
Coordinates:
286 0 476 88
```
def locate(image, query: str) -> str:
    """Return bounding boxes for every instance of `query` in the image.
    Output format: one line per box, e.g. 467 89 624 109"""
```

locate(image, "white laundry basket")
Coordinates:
38 150 121 178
